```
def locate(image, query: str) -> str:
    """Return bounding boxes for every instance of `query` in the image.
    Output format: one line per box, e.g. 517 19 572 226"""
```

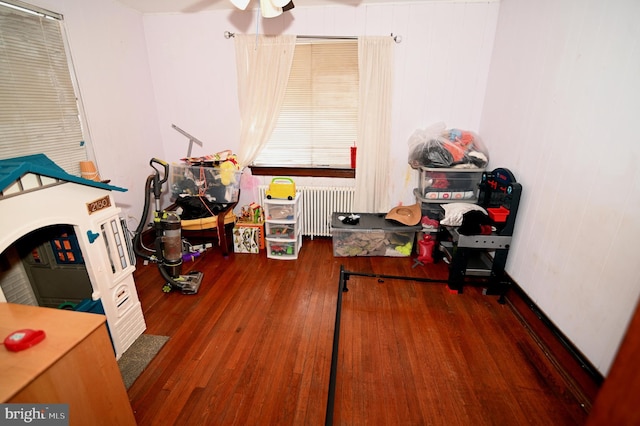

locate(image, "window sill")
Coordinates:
249 166 354 179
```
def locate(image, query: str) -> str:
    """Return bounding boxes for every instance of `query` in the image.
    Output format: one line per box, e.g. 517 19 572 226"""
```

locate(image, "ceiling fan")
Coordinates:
230 0 294 18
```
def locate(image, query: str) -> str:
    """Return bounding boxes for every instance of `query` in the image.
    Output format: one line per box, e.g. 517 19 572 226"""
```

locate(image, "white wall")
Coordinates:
480 0 640 374
30 0 163 228
141 1 499 206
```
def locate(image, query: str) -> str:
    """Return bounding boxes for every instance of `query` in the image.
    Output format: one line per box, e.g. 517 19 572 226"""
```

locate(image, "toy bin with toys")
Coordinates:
264 199 299 221
266 223 297 239
331 213 421 257
170 164 242 204
264 193 302 260
266 237 301 258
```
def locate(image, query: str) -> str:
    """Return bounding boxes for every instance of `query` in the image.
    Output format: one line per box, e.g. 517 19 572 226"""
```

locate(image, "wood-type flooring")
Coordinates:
128 237 588 425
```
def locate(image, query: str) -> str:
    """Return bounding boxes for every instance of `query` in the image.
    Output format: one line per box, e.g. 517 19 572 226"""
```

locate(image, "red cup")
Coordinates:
350 147 357 169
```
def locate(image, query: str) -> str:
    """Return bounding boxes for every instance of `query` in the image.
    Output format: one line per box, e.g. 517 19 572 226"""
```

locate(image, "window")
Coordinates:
0 1 89 175
49 228 84 265
252 40 358 171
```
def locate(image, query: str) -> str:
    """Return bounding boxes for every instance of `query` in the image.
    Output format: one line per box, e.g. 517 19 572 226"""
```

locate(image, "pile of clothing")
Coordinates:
408 123 489 169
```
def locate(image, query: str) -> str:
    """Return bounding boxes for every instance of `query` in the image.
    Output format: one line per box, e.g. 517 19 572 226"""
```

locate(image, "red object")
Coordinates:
417 234 436 263
350 147 357 169
488 206 510 223
480 224 493 235
4 329 46 352
430 172 449 189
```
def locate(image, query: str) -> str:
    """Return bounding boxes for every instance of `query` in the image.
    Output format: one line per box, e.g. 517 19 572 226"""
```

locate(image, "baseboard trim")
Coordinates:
504 279 603 412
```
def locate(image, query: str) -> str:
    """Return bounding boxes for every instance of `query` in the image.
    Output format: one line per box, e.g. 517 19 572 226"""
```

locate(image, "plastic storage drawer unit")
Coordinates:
264 194 302 260
331 213 421 257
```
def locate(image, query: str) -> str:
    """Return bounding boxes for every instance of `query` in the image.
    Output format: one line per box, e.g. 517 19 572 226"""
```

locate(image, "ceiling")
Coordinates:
115 0 426 14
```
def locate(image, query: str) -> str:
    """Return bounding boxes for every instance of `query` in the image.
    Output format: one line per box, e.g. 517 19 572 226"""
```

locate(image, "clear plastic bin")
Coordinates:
170 163 242 203
418 167 484 201
331 213 420 257
266 222 297 239
264 198 299 221
266 234 302 260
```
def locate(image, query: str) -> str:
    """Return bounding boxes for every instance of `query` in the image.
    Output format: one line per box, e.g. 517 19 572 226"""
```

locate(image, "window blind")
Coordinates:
252 40 358 168
0 2 86 175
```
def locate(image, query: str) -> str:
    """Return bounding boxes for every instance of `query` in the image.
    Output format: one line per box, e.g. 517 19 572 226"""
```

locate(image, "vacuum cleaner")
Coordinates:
133 158 203 294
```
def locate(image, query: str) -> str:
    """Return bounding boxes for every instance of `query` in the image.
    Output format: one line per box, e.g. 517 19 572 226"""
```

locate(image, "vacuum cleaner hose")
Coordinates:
133 174 156 260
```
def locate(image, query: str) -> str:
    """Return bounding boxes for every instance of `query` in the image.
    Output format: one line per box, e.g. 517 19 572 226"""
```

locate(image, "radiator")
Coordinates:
258 186 355 238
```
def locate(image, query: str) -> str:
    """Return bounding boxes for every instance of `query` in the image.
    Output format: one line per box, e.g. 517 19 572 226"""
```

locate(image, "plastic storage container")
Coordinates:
170 163 242 203
266 222 298 239
264 199 299 221
264 194 302 260
266 234 302 259
418 167 485 201
331 213 421 257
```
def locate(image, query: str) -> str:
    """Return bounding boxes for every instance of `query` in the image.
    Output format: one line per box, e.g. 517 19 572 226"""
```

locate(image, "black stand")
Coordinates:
325 266 456 425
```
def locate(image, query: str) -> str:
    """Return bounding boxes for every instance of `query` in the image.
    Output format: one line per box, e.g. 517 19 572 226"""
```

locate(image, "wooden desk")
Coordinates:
0 303 136 425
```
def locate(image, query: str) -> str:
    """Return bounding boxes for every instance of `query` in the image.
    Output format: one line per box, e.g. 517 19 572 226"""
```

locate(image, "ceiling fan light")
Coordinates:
230 0 250 10
260 0 282 18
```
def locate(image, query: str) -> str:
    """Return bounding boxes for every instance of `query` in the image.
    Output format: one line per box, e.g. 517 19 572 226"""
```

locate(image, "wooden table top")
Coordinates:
0 303 105 402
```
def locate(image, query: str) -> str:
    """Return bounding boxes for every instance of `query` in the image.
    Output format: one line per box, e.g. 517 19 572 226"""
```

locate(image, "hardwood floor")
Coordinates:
128 237 589 425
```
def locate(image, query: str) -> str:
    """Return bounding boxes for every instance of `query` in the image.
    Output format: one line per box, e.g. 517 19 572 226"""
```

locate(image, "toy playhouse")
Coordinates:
0 154 146 359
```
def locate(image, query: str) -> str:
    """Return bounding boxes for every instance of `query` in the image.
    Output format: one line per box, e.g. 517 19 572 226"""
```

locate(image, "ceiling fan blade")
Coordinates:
230 0 251 10
260 0 282 18
180 0 226 13
270 0 290 6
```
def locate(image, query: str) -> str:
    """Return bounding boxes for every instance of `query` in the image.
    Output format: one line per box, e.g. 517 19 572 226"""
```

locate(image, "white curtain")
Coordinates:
353 36 394 213
234 34 296 167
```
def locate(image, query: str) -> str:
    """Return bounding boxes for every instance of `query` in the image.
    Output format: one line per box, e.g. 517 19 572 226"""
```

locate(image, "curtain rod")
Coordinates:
223 31 402 43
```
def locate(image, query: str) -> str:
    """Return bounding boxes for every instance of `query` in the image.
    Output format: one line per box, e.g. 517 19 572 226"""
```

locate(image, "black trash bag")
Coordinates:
409 138 454 168
175 195 229 220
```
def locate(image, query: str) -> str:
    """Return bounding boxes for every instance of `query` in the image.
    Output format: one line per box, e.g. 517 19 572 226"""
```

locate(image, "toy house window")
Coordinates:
50 230 84 265
101 219 129 274
0 1 92 175
252 40 358 169
30 248 42 264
